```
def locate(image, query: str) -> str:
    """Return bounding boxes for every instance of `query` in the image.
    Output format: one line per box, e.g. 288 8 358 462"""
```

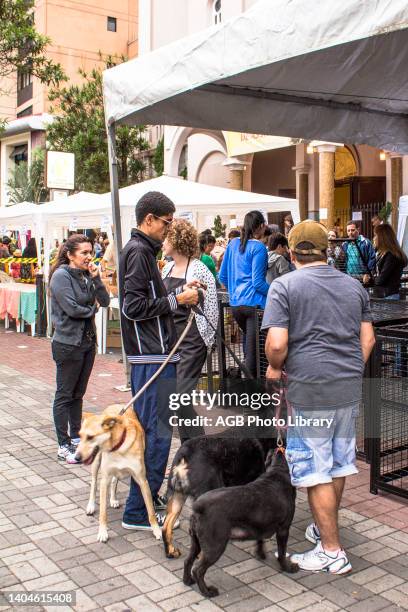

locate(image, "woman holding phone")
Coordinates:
49 234 110 463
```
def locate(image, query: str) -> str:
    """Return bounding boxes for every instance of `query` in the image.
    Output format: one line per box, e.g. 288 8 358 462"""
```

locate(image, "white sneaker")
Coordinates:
57 444 81 464
291 541 352 574
71 437 80 447
305 522 321 545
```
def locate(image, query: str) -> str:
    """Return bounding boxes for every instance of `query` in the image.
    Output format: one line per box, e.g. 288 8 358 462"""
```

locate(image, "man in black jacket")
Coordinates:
120 191 199 530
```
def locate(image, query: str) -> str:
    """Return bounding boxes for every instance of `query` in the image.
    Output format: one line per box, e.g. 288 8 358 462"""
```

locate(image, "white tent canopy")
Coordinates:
103 0 408 152
98 175 299 231
0 177 298 275
41 176 299 245
0 202 44 251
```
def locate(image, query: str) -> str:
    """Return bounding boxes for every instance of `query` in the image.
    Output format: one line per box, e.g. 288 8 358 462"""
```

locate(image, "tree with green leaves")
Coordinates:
7 148 49 204
212 214 227 238
0 0 65 90
47 61 150 193
153 136 164 176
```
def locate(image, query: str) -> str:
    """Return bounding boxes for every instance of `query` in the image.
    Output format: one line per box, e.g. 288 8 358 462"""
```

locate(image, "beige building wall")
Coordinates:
0 0 138 120
143 0 259 187
0 76 17 121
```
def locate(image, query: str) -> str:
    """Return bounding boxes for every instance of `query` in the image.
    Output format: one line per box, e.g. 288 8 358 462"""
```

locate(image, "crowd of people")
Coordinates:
42 191 407 575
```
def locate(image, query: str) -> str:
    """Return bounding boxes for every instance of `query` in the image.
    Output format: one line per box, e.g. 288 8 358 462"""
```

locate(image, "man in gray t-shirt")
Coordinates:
262 220 375 575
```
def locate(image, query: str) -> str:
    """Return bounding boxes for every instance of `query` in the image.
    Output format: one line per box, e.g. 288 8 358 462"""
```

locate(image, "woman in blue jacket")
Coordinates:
219 210 269 376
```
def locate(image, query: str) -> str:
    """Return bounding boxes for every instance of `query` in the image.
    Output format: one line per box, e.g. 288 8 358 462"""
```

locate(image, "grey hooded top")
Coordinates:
49 264 110 346
266 251 291 284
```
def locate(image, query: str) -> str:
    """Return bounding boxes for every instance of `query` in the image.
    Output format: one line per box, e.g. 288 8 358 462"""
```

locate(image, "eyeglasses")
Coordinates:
152 215 173 226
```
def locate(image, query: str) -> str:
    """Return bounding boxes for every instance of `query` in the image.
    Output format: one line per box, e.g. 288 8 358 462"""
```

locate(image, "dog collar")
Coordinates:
110 428 126 452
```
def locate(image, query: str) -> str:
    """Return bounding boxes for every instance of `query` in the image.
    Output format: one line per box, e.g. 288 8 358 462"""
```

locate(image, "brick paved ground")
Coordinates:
0 325 407 612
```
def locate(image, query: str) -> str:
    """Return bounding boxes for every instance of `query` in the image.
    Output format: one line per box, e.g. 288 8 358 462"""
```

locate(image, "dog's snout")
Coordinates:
74 450 82 462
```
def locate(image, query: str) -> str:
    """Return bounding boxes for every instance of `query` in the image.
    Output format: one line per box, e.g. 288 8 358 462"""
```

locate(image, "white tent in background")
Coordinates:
37 192 107 275
0 202 44 251
98 175 299 234
11 178 296 276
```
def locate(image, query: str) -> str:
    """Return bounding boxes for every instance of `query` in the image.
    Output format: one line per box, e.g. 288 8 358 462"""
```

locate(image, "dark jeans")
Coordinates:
123 362 176 525
176 339 208 443
52 340 96 446
231 305 258 377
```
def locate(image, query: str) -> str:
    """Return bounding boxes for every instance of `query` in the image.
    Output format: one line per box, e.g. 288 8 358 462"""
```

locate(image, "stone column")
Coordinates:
317 144 337 228
390 153 403 231
292 164 310 221
223 157 246 190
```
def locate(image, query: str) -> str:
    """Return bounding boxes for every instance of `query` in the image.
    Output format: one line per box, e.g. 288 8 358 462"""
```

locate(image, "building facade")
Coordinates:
140 0 408 235
0 0 138 206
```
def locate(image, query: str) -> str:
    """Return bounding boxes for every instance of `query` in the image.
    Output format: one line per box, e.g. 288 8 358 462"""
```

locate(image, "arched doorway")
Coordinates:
334 145 386 237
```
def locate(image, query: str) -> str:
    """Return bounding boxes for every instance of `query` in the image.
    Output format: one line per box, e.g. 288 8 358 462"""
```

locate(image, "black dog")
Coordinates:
162 435 274 558
183 450 298 598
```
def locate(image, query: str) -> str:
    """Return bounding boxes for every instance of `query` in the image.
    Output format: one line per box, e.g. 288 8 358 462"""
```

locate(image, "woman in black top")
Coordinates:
49 234 110 463
21 237 38 281
373 224 407 299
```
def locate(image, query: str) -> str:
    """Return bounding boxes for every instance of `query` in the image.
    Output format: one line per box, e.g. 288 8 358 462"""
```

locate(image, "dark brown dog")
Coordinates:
183 449 298 598
163 436 274 558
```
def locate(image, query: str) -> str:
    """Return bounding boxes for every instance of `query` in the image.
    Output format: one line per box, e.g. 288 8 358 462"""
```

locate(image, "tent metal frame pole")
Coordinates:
107 123 131 390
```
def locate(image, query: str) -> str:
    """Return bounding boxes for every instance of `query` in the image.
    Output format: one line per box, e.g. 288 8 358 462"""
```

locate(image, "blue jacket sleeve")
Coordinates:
365 240 376 272
218 244 230 289
252 245 270 296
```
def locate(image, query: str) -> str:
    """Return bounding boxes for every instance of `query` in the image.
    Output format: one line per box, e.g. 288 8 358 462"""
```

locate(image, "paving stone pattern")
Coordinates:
0 328 407 611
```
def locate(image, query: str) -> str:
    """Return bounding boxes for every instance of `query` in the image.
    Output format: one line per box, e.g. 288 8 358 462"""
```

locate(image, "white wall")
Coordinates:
143 0 257 183
0 132 31 207
187 133 226 181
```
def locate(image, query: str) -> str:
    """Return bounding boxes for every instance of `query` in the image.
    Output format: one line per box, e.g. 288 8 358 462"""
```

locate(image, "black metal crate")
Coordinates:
370 328 408 500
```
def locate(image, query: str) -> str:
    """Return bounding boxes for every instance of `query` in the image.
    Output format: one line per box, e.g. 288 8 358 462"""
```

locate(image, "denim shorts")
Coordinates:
286 405 359 488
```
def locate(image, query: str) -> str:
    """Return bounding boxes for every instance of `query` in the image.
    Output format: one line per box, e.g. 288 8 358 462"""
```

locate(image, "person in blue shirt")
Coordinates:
342 221 376 283
219 210 269 376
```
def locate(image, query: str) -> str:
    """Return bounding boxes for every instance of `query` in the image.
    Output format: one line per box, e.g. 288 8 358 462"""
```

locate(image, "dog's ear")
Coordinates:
82 412 93 422
102 416 118 430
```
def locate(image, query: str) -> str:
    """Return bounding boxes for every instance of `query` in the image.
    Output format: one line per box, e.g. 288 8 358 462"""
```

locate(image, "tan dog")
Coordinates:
77 405 161 543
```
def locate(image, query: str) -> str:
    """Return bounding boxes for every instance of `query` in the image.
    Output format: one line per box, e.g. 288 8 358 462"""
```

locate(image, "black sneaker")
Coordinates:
154 494 167 511
121 512 179 531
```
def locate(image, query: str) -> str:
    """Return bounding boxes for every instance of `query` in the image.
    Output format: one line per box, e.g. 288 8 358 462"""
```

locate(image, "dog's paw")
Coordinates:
86 503 95 515
204 586 219 598
110 499 120 509
285 560 299 574
167 546 182 559
152 525 162 540
97 528 109 543
183 573 195 586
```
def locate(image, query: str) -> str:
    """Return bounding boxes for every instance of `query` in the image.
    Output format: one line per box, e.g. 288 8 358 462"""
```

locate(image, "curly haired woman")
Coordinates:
162 220 218 441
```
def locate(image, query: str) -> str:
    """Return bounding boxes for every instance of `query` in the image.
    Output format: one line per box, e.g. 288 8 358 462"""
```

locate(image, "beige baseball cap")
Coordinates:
288 220 328 255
